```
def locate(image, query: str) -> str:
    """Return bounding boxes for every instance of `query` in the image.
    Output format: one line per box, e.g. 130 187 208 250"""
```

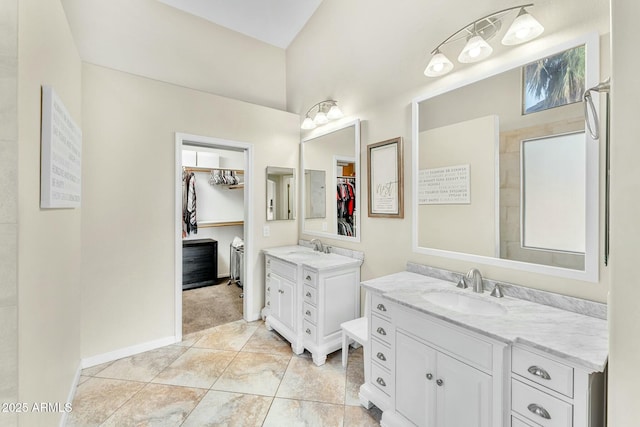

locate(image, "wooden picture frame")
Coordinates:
367 137 403 218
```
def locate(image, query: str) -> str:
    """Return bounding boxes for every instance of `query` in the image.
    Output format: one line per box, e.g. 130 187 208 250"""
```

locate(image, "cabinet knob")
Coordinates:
527 365 551 380
376 377 386 387
278 289 284 294
266 301 270 306
376 352 387 362
436 379 444 386
306 275 311 281
267 273 271 277
267 287 271 292
305 310 311 316
306 328 311 334
376 327 387 336
426 373 433 380
527 403 551 420
306 292 312 297
376 303 387 312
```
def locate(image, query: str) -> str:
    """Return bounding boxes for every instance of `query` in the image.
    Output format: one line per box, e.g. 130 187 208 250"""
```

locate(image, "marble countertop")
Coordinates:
362 271 608 372
263 245 363 270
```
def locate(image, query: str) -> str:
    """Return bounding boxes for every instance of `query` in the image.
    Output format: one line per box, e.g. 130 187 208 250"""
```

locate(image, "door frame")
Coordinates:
174 132 254 342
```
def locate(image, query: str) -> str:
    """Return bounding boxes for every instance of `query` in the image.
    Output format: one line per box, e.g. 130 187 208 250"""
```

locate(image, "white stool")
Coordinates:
340 317 368 368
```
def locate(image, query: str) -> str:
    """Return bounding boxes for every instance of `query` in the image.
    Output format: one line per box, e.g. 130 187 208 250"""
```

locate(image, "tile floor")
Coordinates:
68 320 382 426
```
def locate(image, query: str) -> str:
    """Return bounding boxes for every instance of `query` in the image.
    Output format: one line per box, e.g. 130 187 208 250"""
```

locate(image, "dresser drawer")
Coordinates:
512 379 573 427
303 269 318 287
512 347 574 398
371 293 393 318
511 415 537 427
303 320 317 342
371 315 393 345
371 362 393 397
303 302 317 324
371 338 393 372
303 284 317 305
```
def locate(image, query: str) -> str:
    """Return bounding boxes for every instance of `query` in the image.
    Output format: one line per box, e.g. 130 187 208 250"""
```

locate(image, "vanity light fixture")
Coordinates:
424 3 544 77
301 99 344 130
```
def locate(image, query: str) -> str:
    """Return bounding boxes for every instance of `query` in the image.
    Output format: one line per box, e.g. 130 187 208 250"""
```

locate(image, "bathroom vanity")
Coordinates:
359 268 608 427
261 245 363 365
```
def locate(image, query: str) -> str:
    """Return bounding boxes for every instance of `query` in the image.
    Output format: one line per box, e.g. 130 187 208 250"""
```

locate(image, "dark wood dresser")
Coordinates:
182 238 218 290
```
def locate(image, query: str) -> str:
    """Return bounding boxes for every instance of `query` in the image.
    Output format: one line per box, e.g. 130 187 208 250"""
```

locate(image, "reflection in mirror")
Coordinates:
302 119 360 242
266 166 296 221
413 35 599 281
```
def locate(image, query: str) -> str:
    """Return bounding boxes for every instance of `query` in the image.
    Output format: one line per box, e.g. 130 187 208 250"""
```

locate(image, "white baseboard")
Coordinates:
80 335 177 369
246 311 261 322
59 362 82 427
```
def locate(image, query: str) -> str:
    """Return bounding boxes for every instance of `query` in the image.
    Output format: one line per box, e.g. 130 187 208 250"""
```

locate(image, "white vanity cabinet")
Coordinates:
263 250 361 366
361 293 508 427
510 346 605 427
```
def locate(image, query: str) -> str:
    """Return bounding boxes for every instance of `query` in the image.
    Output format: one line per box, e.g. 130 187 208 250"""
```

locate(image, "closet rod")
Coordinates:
183 166 244 174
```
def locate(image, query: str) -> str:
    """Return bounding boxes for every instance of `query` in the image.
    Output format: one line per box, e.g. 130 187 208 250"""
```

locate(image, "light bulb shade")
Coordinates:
313 111 329 125
458 35 493 63
501 9 544 45
424 52 454 77
326 104 344 120
301 117 316 130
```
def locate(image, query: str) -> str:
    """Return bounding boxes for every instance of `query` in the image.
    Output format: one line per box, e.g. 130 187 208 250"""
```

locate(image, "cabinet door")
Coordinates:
396 331 437 427
436 352 492 427
269 273 283 321
278 277 295 330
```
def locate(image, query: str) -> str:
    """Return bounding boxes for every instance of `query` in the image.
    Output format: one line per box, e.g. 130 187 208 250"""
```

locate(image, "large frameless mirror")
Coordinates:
301 119 361 242
412 33 601 281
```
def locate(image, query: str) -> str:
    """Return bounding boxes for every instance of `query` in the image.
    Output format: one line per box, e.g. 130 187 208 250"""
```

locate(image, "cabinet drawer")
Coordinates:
303 284 317 305
303 302 317 324
371 293 393 318
371 362 393 397
512 379 573 427
303 269 318 287
512 347 574 398
511 415 537 427
371 339 393 371
371 315 393 345
303 320 317 342
267 257 296 280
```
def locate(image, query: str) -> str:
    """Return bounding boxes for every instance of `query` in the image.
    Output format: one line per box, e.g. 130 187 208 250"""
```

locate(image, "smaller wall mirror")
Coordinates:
302 119 361 242
266 166 296 221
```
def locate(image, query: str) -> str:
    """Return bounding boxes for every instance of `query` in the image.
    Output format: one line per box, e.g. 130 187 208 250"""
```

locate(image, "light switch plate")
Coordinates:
322 222 328 231
263 225 270 237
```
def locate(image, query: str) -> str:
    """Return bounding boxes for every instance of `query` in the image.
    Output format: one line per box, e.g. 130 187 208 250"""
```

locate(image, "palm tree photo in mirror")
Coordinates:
522 45 586 114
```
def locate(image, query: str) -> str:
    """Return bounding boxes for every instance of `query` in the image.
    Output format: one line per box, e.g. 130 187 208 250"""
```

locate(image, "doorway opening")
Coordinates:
174 133 254 342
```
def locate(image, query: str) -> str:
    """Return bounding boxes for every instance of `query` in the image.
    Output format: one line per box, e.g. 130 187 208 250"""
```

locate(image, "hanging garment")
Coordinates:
184 172 197 235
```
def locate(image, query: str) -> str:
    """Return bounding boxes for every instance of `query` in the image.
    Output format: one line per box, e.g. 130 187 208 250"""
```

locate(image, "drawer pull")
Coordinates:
527 403 551 420
306 328 311 334
528 365 551 380
376 377 386 387
426 373 433 380
306 275 311 281
376 327 387 336
305 310 311 316
376 352 387 361
267 287 271 292
436 379 444 386
278 289 284 294
376 303 387 312
306 291 312 297
266 301 270 306
267 273 271 277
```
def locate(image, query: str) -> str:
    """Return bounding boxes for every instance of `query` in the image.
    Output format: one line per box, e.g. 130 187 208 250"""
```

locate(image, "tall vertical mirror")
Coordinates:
266 166 296 221
302 119 361 242
413 34 601 281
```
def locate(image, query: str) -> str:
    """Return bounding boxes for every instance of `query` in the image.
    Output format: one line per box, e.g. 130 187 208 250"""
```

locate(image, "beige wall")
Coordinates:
80 63 299 359
290 0 609 304
61 0 287 110
17 0 83 426
0 0 18 425
608 0 640 425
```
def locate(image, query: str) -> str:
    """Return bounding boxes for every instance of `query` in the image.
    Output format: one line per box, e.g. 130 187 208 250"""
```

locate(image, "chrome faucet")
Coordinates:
465 268 484 293
310 238 324 252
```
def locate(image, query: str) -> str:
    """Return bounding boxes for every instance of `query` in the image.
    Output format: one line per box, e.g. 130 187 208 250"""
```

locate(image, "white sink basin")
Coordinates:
284 250 323 260
422 291 507 316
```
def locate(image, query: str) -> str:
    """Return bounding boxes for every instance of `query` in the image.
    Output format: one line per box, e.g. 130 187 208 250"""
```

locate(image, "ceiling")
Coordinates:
156 0 323 49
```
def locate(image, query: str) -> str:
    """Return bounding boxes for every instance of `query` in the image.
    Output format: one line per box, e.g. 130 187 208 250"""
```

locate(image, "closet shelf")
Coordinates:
183 166 244 174
198 220 244 228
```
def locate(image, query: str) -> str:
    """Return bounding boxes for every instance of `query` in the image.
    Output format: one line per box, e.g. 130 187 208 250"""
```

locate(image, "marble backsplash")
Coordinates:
406 262 607 320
